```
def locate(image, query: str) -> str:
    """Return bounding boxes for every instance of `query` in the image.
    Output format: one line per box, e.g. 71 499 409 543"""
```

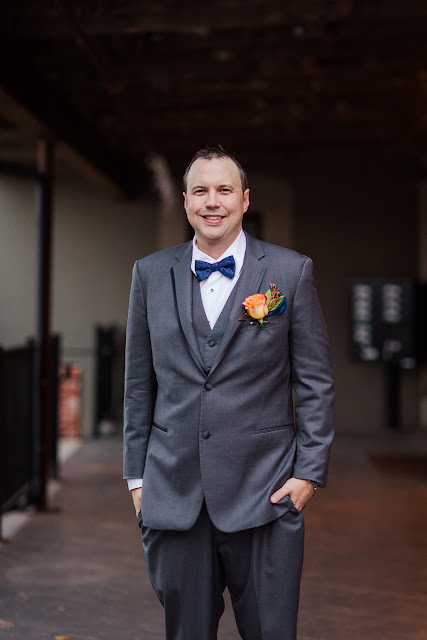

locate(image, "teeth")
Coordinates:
204 216 222 220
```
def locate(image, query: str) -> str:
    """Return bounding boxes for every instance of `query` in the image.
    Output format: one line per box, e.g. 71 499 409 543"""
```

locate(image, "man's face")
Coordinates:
183 157 250 257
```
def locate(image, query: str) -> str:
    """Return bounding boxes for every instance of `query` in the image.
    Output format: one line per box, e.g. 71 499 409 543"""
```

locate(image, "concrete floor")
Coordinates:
0 433 426 640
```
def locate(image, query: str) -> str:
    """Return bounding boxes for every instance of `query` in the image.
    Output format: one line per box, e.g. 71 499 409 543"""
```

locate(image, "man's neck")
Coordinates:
195 229 242 260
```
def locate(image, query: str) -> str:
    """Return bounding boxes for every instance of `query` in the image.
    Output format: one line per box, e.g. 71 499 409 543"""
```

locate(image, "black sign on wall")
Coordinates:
349 279 417 365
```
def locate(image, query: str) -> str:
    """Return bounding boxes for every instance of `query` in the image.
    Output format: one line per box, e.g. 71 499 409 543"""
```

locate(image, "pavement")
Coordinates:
0 432 426 640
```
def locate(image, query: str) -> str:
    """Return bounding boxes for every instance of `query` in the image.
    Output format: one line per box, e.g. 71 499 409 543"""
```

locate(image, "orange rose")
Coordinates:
243 293 268 320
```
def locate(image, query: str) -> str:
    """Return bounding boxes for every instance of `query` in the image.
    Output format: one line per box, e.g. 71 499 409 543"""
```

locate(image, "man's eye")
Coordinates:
220 188 231 193
194 189 205 195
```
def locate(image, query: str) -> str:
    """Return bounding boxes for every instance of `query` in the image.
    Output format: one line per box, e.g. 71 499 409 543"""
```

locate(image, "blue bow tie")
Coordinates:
195 255 236 282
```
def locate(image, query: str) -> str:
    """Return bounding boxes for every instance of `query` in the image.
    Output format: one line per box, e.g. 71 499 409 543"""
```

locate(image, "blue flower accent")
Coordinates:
266 296 287 317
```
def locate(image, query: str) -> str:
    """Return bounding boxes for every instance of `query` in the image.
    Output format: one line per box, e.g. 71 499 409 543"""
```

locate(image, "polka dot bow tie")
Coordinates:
195 255 236 282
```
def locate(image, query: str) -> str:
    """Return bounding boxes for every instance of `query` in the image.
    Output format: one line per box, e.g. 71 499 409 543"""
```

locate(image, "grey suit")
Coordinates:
123 232 334 638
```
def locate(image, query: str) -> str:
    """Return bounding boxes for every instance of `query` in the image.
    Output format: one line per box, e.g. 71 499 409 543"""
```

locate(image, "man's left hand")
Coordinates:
270 478 315 511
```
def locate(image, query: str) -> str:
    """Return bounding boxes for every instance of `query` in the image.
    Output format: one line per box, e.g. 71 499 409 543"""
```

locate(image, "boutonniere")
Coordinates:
241 283 287 329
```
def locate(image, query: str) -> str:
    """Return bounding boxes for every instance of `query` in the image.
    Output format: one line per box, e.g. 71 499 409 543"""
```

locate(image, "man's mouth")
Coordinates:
202 215 224 221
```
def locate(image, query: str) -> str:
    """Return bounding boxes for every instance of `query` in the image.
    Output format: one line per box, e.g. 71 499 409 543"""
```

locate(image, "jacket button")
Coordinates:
202 431 211 439
208 340 216 347
205 382 213 391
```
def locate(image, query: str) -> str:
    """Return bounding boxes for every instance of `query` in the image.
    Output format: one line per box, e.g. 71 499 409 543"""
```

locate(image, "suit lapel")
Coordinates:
208 234 266 377
171 242 205 374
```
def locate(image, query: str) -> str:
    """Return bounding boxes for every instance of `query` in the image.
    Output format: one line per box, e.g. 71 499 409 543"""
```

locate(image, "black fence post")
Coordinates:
384 362 400 429
94 325 125 436
33 139 55 511
94 326 114 436
50 334 61 479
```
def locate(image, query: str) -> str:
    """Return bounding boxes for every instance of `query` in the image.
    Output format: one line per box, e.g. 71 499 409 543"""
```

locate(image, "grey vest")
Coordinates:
192 274 239 373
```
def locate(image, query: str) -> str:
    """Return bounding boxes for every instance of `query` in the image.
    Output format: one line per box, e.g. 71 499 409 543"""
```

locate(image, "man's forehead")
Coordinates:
186 157 240 186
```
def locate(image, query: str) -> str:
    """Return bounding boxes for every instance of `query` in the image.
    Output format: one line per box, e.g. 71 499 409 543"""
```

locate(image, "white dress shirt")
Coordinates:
127 229 247 490
190 228 246 328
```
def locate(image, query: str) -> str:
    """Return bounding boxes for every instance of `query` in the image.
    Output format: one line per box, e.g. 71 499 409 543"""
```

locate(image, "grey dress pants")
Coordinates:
139 501 304 640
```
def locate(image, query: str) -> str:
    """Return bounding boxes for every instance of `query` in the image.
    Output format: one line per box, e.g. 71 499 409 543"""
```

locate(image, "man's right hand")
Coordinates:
131 487 142 517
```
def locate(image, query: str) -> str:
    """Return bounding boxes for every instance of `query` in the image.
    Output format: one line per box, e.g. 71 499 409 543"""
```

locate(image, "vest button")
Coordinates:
205 382 213 391
202 431 211 439
208 340 216 347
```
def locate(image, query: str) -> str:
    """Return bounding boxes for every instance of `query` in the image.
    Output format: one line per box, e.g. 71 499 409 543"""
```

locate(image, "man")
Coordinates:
123 146 334 640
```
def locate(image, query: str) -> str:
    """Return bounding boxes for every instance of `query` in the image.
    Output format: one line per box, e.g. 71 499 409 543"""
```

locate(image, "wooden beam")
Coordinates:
0 38 148 196
4 1 427 40
0 160 38 180
0 0 353 37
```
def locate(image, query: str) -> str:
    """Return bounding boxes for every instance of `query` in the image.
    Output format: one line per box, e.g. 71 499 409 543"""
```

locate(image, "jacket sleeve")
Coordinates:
289 257 335 487
123 261 157 479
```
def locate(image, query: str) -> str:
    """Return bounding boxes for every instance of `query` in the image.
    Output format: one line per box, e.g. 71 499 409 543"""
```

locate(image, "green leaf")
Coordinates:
265 288 271 306
269 295 285 312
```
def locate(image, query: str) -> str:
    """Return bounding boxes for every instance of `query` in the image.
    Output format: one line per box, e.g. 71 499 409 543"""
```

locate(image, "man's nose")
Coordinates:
205 189 220 208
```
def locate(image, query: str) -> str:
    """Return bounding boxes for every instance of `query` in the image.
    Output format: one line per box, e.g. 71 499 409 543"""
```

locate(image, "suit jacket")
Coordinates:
123 233 334 533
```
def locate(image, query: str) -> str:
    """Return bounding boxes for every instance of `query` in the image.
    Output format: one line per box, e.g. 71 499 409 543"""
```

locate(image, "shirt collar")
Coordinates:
191 228 246 278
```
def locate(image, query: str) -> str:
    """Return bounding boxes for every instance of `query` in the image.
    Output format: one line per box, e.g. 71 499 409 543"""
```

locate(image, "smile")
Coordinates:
202 215 224 221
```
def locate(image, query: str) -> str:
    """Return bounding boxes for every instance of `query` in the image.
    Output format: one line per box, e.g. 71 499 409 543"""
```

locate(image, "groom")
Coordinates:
123 146 334 639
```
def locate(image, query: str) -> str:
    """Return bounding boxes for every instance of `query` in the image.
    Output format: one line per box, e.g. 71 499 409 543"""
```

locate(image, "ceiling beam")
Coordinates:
0 0 356 38
0 38 148 196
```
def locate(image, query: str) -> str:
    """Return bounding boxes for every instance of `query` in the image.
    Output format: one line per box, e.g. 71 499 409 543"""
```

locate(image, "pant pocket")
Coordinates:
277 494 301 516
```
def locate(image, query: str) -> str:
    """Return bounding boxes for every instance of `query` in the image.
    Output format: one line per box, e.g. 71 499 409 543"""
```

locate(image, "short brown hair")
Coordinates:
183 145 248 193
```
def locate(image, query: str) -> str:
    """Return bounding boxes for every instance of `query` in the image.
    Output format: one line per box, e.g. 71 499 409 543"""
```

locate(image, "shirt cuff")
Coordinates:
127 478 143 491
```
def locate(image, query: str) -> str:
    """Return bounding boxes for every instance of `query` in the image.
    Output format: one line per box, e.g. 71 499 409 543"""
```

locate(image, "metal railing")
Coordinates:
0 342 34 538
0 335 60 539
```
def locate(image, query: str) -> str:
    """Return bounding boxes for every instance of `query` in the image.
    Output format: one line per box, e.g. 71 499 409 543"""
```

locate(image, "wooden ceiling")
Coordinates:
1 0 427 194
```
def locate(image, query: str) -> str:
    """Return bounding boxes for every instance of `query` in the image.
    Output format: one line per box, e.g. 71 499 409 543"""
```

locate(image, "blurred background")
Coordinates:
0 2 427 639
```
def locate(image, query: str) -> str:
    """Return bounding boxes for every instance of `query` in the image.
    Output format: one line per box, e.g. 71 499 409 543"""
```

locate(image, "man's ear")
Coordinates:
183 192 187 209
243 188 250 213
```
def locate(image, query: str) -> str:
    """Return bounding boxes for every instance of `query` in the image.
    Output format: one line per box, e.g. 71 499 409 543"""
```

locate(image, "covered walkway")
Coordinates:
0 435 426 640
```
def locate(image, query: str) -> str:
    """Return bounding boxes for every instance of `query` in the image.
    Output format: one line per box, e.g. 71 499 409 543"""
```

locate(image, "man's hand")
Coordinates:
270 478 315 511
131 487 142 517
